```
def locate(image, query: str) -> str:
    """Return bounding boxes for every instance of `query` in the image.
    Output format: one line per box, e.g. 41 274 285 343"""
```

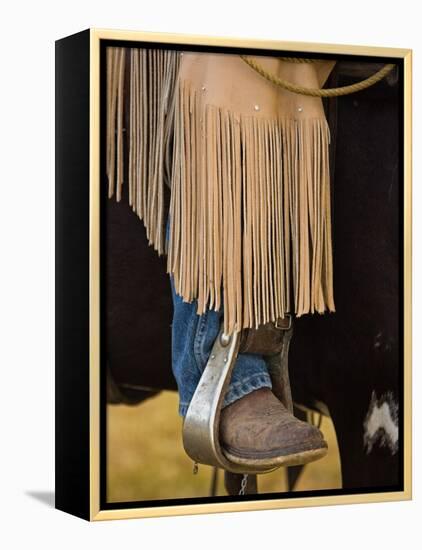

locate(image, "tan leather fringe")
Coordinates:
107 48 335 336
106 47 126 201
168 79 335 335
107 47 181 254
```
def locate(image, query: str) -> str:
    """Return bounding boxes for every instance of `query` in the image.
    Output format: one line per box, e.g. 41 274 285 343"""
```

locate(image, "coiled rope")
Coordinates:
240 55 396 97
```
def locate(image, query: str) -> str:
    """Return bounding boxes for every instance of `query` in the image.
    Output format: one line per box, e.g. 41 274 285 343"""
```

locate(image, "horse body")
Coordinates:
290 62 401 489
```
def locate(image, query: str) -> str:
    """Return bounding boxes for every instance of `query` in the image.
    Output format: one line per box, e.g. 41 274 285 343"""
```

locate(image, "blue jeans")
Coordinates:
166 220 272 417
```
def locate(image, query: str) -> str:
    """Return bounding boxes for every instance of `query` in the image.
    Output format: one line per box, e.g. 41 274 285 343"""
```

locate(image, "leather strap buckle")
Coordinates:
274 314 292 331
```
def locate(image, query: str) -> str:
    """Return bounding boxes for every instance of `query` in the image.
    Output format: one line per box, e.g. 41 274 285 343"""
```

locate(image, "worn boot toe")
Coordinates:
219 388 328 468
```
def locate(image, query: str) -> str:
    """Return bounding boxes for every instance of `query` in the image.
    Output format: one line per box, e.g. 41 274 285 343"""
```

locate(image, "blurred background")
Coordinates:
107 391 341 502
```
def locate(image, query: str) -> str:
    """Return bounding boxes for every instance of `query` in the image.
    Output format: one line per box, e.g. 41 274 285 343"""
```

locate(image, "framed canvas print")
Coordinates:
55 28 412 521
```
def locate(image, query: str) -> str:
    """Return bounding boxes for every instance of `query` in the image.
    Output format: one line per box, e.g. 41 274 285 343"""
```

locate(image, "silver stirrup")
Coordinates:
182 318 293 474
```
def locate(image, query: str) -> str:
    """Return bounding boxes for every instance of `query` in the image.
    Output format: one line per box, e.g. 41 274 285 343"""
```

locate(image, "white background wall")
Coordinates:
0 0 419 548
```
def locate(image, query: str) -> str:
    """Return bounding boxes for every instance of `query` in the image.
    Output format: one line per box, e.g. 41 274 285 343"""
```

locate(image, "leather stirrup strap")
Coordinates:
239 315 292 355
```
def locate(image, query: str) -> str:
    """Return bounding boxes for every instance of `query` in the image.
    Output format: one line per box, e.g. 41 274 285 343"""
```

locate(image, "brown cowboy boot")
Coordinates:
219 387 328 468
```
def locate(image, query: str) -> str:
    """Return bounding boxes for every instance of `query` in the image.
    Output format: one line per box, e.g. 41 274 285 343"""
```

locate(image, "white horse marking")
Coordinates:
363 390 399 455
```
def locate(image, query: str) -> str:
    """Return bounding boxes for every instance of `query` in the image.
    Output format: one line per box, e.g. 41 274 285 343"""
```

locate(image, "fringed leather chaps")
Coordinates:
106 47 335 336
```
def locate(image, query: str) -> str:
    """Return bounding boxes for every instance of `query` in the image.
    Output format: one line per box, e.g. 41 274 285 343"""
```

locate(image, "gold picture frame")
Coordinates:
55 27 412 521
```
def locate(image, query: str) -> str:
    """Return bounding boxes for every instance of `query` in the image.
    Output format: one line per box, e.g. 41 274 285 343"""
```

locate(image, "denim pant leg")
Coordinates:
170 275 272 417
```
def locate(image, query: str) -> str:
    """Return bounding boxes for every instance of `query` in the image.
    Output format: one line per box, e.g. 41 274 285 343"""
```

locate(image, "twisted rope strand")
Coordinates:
240 55 396 97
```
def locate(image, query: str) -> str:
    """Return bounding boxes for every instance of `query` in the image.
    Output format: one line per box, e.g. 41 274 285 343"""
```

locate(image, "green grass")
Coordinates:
107 391 341 502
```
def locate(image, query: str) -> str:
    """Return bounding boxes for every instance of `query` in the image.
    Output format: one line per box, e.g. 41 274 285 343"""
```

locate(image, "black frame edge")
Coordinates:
55 28 91 521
